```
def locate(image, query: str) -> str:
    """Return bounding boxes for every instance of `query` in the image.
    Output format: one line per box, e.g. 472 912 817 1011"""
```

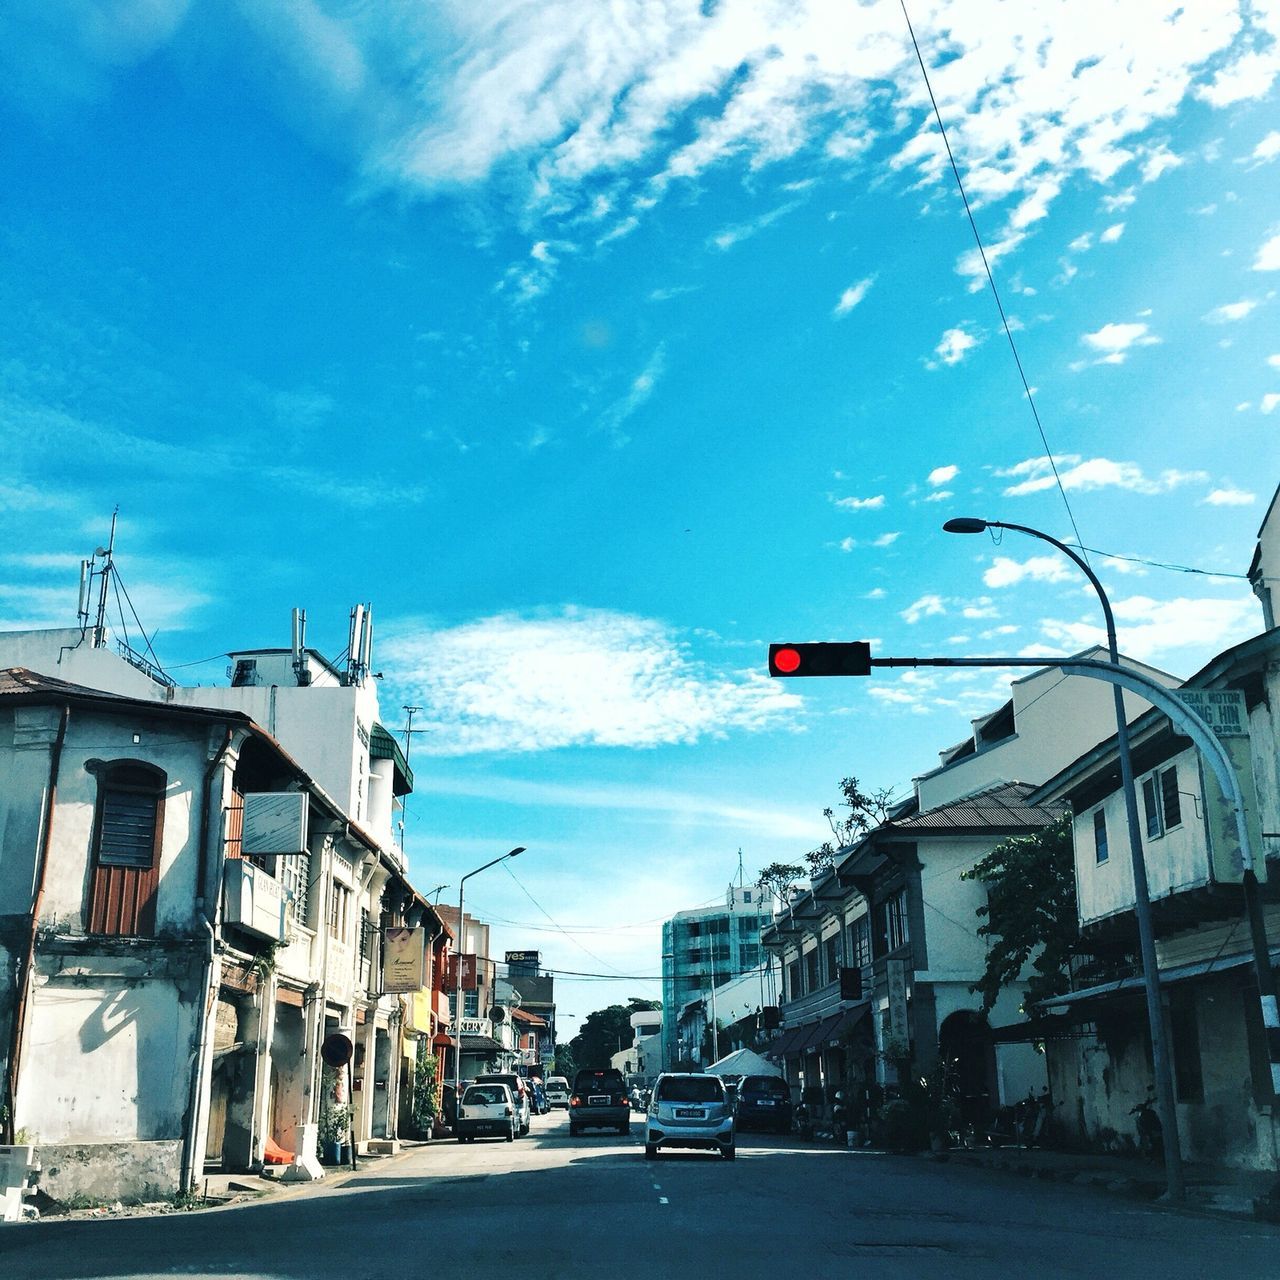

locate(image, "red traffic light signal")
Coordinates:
768 642 872 678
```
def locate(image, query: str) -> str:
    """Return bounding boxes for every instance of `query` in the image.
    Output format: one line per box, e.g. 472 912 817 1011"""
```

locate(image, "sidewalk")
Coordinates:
929 1143 1280 1221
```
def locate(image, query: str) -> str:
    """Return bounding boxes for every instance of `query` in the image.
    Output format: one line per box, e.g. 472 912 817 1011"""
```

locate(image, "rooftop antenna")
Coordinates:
290 608 312 686
736 847 744 888
92 508 118 649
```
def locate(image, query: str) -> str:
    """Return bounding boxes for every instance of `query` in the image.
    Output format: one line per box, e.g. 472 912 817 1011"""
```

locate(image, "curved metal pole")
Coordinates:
875 654 1277 1107
981 520 1183 1199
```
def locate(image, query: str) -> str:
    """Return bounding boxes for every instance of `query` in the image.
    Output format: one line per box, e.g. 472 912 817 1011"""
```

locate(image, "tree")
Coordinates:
756 861 805 907
960 814 1079 1012
568 998 661 1069
805 776 896 875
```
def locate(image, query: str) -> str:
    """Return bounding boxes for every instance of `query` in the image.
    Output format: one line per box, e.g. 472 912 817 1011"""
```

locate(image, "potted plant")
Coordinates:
318 1103 350 1165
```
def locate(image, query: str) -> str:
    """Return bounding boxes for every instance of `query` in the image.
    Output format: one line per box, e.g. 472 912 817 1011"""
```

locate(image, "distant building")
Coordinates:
661 884 775 1070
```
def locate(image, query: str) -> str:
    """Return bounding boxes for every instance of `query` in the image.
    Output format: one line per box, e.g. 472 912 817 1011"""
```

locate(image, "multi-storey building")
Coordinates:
661 884 775 1070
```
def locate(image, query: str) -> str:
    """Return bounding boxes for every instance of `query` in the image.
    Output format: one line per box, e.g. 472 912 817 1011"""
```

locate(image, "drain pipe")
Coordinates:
180 727 234 1191
4 705 70 1144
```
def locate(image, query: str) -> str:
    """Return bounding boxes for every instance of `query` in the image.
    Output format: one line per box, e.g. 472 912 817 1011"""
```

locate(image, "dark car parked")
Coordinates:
569 1068 630 1136
735 1074 793 1133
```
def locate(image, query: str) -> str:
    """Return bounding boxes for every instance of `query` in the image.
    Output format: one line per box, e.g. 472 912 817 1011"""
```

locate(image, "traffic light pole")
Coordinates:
770 645 1277 1199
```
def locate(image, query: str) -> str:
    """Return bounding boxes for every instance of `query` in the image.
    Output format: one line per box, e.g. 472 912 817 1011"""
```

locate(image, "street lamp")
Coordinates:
453 847 526 1113
944 516 1185 1199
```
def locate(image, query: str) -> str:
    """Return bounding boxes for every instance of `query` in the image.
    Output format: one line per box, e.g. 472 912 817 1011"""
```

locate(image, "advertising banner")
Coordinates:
446 952 479 991
382 926 426 993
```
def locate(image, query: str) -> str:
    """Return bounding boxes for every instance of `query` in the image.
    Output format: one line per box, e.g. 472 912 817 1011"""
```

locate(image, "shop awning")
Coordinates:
460 1034 504 1054
822 1002 871 1045
764 1024 809 1059
796 1012 844 1054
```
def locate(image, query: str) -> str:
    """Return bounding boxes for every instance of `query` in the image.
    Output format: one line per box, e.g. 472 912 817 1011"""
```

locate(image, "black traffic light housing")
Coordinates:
768 642 872 678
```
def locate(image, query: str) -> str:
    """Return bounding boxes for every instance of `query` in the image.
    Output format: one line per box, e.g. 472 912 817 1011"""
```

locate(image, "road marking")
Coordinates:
652 1183 661 1190
658 1196 669 1205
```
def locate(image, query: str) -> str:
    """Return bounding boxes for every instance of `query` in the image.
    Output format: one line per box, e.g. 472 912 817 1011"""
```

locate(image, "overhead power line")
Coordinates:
899 0 1087 558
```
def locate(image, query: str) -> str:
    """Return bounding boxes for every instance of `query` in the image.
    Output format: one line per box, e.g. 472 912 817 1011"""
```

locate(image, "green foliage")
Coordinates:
568 998 660 1069
756 861 804 905
961 814 1078 1012
410 1044 439 1137
552 1040 577 1079
318 1102 351 1144
806 776 896 873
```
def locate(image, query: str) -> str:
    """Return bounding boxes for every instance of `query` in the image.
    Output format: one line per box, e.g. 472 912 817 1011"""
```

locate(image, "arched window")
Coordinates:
87 760 166 936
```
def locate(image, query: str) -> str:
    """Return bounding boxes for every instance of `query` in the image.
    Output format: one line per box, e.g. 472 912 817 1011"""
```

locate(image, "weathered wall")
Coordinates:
37 1139 182 1203
15 957 201 1146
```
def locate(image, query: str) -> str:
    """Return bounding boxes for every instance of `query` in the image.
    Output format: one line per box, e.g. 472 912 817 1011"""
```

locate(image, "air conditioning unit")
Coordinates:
223 860 287 942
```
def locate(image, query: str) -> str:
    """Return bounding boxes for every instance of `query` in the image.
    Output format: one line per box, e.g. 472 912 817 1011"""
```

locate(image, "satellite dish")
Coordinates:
489 1006 507 1024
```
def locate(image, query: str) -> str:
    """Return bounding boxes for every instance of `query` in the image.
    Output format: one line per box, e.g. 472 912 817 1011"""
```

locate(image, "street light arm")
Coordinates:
984 521 1117 655
459 846 527 891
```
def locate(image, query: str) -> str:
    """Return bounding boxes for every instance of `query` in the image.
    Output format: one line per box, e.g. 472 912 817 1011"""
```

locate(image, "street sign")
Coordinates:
321 1032 353 1068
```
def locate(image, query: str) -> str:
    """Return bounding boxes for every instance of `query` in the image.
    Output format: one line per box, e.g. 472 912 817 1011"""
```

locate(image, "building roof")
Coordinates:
511 1008 548 1027
880 781 1064 835
369 722 414 795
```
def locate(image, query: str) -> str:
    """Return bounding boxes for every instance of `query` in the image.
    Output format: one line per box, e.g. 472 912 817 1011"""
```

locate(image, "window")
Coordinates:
1142 765 1183 839
1093 809 1109 864
87 761 165 937
846 916 872 968
278 851 311 928
329 881 351 940
804 946 820 991
823 934 840 984
463 989 480 1018
1142 776 1162 839
884 890 909 952
787 959 803 1000
1160 767 1182 830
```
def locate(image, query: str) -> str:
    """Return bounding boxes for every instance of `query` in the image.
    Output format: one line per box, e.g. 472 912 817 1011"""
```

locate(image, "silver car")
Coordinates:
644 1072 735 1160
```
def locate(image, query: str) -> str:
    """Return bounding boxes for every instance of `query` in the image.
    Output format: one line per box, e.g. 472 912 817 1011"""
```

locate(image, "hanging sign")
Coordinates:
382 927 426 993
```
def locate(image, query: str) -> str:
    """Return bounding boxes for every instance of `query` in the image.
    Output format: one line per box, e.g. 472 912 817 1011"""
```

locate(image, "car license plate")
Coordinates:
758 1099 775 1106
588 1095 609 1104
675 1108 704 1118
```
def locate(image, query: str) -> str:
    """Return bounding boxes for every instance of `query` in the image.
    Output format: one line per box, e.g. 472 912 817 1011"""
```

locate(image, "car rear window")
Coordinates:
657 1076 724 1103
463 1086 507 1105
574 1069 624 1093
741 1076 789 1098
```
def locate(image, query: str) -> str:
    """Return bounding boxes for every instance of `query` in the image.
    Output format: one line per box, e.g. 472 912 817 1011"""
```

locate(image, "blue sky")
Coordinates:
2 1 1278 1031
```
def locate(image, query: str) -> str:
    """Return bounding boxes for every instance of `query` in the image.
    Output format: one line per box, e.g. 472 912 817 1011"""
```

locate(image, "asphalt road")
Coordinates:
4 1109 1278 1279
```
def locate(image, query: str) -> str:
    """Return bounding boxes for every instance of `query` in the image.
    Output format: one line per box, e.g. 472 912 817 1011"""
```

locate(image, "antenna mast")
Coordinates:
92 509 118 649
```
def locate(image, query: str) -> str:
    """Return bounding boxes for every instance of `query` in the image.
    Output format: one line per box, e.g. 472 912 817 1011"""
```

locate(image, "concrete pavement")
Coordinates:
4 1109 1279 1279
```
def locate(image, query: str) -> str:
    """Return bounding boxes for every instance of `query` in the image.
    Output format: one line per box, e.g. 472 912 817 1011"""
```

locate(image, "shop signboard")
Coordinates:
382 926 426 993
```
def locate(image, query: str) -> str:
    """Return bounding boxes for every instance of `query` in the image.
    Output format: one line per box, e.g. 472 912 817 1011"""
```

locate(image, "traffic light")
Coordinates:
839 967 862 1002
768 642 872 678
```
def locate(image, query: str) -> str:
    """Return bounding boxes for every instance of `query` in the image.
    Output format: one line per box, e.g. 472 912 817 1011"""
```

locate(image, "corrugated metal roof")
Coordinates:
886 781 1064 833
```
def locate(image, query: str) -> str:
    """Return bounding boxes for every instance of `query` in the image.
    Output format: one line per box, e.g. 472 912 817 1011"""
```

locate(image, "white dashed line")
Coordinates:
658 1196 669 1205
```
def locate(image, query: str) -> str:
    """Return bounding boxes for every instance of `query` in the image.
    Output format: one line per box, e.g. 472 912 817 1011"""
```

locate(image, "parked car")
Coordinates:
645 1072 735 1160
734 1074 793 1134
569 1067 630 1136
455 1083 517 1143
544 1076 570 1108
473 1072 532 1135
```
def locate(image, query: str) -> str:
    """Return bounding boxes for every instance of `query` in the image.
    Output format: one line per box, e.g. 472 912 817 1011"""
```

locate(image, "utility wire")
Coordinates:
899 0 1087 559
500 861 630 977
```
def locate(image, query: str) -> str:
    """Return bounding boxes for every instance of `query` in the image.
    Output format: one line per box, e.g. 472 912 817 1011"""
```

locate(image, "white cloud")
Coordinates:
1267 354 1280 371
872 532 901 548
927 464 959 487
923 490 953 503
1101 190 1136 212
1261 393 1280 414
1038 593 1259 666
1248 131 1280 164
1080 321 1160 363
983 555 1074 588
1204 299 1259 323
1068 233 1093 253
1001 456 1208 497
381 608 801 756
1099 222 1126 243
833 276 874 317
1254 233 1280 271
1203 487 1256 506
901 594 946 624
864 587 886 600
1140 148 1182 183
834 494 885 511
596 344 665 444
8 0 1277 259
710 201 802 251
934 328 980 366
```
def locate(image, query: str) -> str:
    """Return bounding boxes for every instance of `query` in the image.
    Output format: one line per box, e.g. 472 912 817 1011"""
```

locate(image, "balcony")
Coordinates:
781 979 843 1025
